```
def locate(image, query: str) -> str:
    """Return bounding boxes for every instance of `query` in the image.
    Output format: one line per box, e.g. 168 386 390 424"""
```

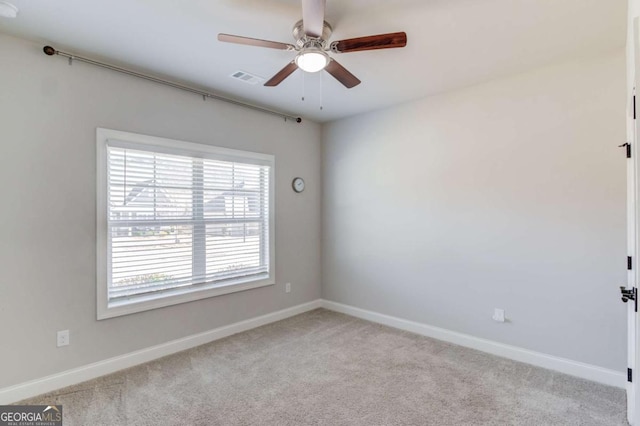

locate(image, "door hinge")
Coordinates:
621 286 638 311
629 256 633 270
629 368 633 383
619 143 632 158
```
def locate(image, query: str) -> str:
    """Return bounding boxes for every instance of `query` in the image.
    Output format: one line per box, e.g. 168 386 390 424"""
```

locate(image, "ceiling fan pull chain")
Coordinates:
320 72 323 111
302 69 306 101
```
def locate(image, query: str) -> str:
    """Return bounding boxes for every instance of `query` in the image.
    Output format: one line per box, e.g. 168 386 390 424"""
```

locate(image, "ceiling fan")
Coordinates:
217 0 407 89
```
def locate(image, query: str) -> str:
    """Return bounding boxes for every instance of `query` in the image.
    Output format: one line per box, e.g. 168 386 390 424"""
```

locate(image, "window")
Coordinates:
97 129 274 319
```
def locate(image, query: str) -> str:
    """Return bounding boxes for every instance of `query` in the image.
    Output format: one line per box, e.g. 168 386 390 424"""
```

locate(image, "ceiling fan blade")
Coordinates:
302 0 326 37
218 33 295 50
331 32 407 53
264 62 299 87
325 59 361 89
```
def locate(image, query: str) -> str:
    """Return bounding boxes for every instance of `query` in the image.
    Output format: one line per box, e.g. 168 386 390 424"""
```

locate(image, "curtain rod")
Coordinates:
42 46 302 124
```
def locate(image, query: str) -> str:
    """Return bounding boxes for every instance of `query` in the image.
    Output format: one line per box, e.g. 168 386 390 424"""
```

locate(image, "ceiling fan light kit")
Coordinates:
295 49 329 73
218 0 407 89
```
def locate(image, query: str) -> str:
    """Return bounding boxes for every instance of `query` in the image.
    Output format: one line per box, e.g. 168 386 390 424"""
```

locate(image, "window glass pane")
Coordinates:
109 225 194 298
205 223 265 278
109 148 194 221
104 139 272 310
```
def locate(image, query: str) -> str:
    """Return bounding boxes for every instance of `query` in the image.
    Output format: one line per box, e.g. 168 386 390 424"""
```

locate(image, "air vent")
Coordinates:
230 70 264 85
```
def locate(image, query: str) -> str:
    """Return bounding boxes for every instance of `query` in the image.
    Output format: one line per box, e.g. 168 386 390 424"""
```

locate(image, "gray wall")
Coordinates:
322 50 627 371
0 34 322 388
0 30 628 389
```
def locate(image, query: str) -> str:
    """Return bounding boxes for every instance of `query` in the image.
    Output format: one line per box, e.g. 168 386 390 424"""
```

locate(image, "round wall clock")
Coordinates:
292 177 305 193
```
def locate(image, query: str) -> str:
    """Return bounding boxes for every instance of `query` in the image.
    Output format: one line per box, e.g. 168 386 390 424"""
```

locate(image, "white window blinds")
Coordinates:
97 130 274 318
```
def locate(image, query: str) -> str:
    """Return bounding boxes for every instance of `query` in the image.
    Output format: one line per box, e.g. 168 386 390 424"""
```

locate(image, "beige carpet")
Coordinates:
21 309 626 425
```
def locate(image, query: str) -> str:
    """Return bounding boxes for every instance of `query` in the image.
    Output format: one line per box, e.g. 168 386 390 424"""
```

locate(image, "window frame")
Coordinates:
96 128 275 320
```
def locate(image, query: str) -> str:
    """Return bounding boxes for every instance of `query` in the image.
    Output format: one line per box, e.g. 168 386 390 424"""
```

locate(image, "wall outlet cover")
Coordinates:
57 330 70 347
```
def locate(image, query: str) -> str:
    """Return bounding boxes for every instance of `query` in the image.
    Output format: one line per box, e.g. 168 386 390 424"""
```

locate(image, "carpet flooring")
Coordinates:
21 309 626 425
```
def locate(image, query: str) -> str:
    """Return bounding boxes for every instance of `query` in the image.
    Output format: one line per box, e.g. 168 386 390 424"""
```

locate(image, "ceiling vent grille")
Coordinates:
230 70 264 85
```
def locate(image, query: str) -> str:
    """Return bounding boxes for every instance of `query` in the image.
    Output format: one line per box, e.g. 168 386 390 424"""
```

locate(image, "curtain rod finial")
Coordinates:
43 46 56 56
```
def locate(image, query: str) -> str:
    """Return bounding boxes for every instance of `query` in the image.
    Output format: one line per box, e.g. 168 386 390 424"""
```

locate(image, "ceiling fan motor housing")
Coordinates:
293 19 332 49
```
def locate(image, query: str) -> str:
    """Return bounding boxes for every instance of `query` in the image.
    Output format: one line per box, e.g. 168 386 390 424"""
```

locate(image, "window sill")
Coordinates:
97 276 274 320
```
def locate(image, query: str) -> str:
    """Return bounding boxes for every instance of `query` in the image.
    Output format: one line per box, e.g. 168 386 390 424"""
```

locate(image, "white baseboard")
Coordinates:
321 300 626 389
0 299 322 404
1 298 624 404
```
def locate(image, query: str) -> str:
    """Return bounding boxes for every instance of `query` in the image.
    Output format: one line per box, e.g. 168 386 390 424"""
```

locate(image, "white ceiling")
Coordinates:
0 0 627 122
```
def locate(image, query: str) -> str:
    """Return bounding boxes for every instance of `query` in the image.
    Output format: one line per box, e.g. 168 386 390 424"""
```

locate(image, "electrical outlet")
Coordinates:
492 308 505 323
285 282 291 293
57 330 70 347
